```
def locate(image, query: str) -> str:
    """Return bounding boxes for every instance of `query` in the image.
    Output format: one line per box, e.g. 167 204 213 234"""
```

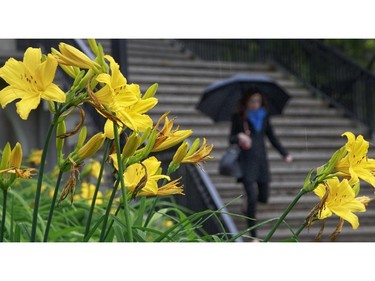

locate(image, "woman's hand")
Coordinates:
284 154 293 163
238 132 252 150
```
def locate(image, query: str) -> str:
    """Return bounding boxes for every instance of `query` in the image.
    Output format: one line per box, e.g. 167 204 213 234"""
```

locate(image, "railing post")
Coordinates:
111 39 128 78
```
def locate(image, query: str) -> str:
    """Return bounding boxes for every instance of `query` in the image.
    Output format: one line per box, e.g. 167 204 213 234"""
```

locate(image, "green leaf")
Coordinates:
113 224 125 242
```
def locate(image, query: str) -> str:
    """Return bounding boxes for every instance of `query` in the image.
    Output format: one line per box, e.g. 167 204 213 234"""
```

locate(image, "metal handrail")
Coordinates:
193 163 243 241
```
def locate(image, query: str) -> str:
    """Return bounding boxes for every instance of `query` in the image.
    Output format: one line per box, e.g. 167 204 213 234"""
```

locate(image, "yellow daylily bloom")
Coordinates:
0 48 66 120
79 182 103 205
122 156 183 199
95 55 138 112
94 56 157 137
89 159 102 179
54 43 100 70
152 115 193 152
118 92 158 132
335 132 375 187
27 149 42 166
314 177 366 229
181 138 214 165
124 156 169 197
153 178 184 196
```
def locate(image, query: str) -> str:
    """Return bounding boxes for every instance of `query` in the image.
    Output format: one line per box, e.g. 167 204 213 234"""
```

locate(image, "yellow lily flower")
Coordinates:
89 159 103 179
27 149 42 166
152 115 193 152
123 156 183 199
0 48 66 120
95 55 138 112
313 177 366 229
181 138 214 166
79 182 103 205
153 178 184 196
124 156 169 196
118 91 158 132
94 56 157 138
335 132 375 187
102 85 157 138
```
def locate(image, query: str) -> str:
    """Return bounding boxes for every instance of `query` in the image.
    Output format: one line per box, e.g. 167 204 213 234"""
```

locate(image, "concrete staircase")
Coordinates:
98 39 375 242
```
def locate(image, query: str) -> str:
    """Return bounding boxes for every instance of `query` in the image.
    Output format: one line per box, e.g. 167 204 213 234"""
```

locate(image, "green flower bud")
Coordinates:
186 138 200 157
122 133 142 158
77 126 87 149
172 141 189 164
143 83 158 99
56 121 66 156
0 143 11 170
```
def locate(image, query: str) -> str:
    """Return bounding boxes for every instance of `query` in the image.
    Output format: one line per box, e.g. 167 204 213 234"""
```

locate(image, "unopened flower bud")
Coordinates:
186 138 200 157
0 143 11 170
56 43 100 70
77 126 87 149
77 133 105 159
122 133 142 158
88 39 99 56
143 83 158 99
172 141 189 164
56 121 66 153
10 142 22 169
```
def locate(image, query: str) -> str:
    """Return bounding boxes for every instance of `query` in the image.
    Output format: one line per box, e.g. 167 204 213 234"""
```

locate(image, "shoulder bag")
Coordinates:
219 119 251 178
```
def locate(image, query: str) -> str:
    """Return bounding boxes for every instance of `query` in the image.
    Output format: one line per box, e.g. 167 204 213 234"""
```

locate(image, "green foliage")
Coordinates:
323 39 375 71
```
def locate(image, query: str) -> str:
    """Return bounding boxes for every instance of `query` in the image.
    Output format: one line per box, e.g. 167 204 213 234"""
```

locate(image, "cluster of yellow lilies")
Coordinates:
0 40 213 201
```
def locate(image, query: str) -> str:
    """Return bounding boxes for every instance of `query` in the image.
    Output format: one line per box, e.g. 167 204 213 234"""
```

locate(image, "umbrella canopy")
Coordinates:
197 74 290 122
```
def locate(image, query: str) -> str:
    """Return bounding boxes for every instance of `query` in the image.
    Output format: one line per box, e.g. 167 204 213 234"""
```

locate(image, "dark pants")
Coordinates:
242 179 269 238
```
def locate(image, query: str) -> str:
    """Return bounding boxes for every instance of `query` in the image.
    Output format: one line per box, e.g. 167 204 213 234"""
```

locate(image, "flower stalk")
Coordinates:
112 122 133 242
0 189 8 242
84 139 111 240
43 169 64 242
30 116 59 242
263 189 308 242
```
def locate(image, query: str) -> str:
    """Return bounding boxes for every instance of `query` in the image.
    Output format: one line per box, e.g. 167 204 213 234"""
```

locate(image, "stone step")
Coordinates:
189 127 365 137
132 74 301 90
149 104 345 118
148 114 356 128
129 65 287 81
128 48 193 60
128 56 273 71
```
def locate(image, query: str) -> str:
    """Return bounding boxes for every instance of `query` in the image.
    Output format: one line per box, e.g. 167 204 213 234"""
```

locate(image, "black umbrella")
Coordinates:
197 74 290 122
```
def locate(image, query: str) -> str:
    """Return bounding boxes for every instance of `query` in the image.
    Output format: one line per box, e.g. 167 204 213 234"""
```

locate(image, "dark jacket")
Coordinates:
229 112 288 182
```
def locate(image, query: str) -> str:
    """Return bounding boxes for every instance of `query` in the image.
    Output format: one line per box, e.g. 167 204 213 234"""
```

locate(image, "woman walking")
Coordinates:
229 87 293 240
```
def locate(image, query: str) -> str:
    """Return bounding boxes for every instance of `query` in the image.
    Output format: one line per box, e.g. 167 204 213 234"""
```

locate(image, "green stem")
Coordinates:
30 118 58 242
0 190 8 242
293 222 308 240
143 178 168 228
84 139 111 240
113 123 133 242
43 170 63 242
99 178 120 242
144 197 159 228
263 189 308 242
103 201 122 241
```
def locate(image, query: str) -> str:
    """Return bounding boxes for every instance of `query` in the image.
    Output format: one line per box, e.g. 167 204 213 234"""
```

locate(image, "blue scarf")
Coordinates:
247 107 267 132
